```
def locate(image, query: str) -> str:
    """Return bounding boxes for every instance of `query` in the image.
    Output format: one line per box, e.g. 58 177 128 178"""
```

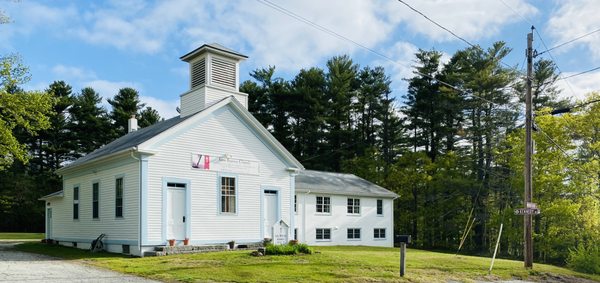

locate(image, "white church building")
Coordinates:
40 44 398 256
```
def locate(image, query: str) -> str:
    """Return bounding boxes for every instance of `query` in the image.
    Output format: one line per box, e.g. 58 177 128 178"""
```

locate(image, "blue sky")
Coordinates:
2 0 599 118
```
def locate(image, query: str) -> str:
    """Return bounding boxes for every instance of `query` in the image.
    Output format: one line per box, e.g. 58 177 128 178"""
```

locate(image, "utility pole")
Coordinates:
524 26 534 269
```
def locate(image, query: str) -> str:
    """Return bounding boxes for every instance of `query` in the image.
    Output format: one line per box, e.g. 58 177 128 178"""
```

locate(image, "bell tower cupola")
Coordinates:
179 43 248 117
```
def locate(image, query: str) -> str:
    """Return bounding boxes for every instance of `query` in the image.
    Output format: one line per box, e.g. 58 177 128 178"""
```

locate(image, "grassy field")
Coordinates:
0 233 44 240
15 243 600 282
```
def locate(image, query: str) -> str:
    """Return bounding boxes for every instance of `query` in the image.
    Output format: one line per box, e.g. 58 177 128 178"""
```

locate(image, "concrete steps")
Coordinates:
143 242 263 257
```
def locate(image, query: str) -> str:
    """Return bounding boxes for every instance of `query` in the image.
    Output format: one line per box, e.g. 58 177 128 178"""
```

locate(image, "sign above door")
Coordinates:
191 153 260 175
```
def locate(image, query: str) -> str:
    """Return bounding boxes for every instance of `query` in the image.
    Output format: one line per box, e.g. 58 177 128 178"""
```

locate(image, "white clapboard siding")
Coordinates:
205 85 248 109
51 156 140 243
295 194 394 247
145 105 291 244
180 87 206 117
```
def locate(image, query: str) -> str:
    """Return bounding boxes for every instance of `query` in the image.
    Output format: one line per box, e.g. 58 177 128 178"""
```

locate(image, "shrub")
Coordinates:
567 244 600 275
264 243 313 255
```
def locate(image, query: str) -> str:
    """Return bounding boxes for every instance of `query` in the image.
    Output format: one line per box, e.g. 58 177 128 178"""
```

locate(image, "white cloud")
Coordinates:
547 0 600 60
82 80 178 118
388 0 537 42
0 1 77 51
51 65 97 81
556 71 600 102
82 80 142 102
141 96 179 119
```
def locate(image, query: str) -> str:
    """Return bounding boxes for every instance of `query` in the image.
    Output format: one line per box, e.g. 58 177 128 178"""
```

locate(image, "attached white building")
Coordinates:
294 170 397 247
40 44 398 256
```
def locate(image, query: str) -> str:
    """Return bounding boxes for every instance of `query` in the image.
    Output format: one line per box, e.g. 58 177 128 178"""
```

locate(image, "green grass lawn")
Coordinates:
0 232 44 240
14 243 600 282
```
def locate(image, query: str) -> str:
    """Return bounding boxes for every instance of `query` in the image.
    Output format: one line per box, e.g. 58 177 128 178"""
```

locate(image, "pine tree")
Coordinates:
139 106 162 128
68 87 112 158
108 87 145 137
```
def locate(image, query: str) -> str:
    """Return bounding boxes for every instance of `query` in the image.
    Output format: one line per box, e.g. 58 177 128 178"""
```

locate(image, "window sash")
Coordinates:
347 228 361 239
115 178 123 217
220 177 236 213
374 228 386 239
92 183 99 219
316 228 331 240
377 199 383 215
316 196 330 213
347 198 360 214
73 186 79 220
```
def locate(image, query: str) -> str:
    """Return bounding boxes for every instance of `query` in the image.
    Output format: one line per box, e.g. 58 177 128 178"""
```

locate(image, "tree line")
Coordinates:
241 42 599 266
0 55 161 232
1 40 599 268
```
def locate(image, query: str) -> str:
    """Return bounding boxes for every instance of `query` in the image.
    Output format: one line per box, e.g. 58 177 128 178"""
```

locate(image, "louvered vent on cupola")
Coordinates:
190 58 206 88
211 57 236 88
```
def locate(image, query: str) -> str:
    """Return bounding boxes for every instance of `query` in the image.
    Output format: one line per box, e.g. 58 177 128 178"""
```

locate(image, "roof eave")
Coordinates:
180 44 248 62
39 190 64 200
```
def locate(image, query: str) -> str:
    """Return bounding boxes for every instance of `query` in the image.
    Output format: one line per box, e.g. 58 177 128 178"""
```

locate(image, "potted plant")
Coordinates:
183 238 189 245
228 240 235 249
168 239 175 246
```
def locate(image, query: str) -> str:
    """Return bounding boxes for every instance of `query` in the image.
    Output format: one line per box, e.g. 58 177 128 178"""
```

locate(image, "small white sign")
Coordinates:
273 220 289 245
191 153 260 175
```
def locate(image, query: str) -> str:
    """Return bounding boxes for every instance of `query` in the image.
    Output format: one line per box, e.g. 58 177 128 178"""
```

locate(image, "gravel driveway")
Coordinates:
0 242 160 283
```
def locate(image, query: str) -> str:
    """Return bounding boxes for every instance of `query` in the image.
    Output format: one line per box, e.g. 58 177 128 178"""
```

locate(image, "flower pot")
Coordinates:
228 241 235 249
168 239 175 246
183 238 189 245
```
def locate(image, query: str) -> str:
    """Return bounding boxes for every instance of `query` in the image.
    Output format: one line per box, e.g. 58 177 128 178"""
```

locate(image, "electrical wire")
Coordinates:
533 28 578 98
537 27 600 56
255 0 504 108
558 66 600 81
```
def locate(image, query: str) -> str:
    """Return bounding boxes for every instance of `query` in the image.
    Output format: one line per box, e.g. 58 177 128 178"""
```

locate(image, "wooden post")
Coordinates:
400 243 406 277
524 27 534 269
489 223 504 274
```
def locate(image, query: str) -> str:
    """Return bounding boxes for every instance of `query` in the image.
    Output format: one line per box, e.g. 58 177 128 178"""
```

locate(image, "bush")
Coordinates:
567 244 600 275
264 243 313 255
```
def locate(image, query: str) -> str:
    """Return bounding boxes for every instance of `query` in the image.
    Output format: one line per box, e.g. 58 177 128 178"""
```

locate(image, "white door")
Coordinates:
167 189 186 240
46 208 52 239
263 190 278 238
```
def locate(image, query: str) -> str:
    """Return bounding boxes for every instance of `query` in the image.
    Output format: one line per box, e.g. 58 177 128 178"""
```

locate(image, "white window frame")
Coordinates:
376 199 383 216
347 228 361 240
374 228 386 240
316 228 331 241
115 177 124 218
316 196 331 214
92 182 99 219
219 175 237 214
73 185 79 220
347 198 360 215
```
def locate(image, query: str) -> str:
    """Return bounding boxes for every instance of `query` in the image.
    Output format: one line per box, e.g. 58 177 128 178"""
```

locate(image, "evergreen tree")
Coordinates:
108 87 145 137
324 55 358 172
288 67 328 169
139 106 162 128
68 87 112 158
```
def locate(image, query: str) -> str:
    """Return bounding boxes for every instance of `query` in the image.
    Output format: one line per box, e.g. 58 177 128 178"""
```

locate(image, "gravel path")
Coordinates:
0 242 160 283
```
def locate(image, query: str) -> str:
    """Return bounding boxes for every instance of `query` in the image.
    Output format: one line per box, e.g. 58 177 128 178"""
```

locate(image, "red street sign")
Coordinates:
514 208 541 215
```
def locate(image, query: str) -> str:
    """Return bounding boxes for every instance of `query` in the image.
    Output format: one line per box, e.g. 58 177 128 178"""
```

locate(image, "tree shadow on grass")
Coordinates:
13 242 131 260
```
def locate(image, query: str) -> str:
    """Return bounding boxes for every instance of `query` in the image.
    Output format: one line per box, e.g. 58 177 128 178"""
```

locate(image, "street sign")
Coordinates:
514 208 540 215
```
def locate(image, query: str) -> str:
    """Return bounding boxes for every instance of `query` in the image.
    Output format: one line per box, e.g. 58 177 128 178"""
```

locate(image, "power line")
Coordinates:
558 66 600 81
255 0 502 107
537 27 600 56
397 0 476 49
533 28 578 98
397 0 522 75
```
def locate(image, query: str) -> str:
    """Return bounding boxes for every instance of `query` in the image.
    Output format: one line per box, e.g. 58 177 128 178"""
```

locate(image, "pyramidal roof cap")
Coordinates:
180 43 248 62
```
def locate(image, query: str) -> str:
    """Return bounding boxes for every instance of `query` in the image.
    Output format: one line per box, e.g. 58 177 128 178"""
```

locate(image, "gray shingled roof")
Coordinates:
61 115 191 170
296 170 398 198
